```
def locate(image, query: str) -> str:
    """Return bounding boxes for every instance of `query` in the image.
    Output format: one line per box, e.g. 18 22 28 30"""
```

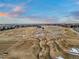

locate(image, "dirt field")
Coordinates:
0 26 79 59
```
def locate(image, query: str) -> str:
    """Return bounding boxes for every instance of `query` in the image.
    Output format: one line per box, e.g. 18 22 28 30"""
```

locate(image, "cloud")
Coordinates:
0 4 5 7
26 0 33 4
57 10 79 23
0 3 24 17
0 0 33 17
60 16 79 23
0 5 25 17
0 3 15 8
9 2 32 17
0 13 8 16
8 5 25 17
70 11 79 19
72 0 79 5
13 6 22 12
0 17 55 24
0 3 27 17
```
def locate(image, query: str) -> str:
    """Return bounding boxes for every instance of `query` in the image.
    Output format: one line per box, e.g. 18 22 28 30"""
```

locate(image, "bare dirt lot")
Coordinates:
0 26 79 59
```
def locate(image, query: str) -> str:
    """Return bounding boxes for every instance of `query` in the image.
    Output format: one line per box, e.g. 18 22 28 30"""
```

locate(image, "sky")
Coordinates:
0 0 79 24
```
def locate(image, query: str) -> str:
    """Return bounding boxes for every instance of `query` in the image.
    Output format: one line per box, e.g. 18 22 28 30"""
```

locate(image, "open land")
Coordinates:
0 25 79 59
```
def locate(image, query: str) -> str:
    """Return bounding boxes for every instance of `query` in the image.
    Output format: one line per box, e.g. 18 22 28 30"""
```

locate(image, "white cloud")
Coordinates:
0 4 5 7
59 16 79 23
0 17 55 24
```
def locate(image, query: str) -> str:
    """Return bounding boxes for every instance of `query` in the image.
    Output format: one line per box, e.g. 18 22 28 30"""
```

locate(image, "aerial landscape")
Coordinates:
0 0 79 59
0 24 79 59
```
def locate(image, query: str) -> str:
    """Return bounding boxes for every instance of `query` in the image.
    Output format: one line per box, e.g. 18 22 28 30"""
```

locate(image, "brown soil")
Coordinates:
0 26 79 59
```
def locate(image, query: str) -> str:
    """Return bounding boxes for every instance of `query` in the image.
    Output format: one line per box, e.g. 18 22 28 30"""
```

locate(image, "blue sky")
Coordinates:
0 0 79 23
